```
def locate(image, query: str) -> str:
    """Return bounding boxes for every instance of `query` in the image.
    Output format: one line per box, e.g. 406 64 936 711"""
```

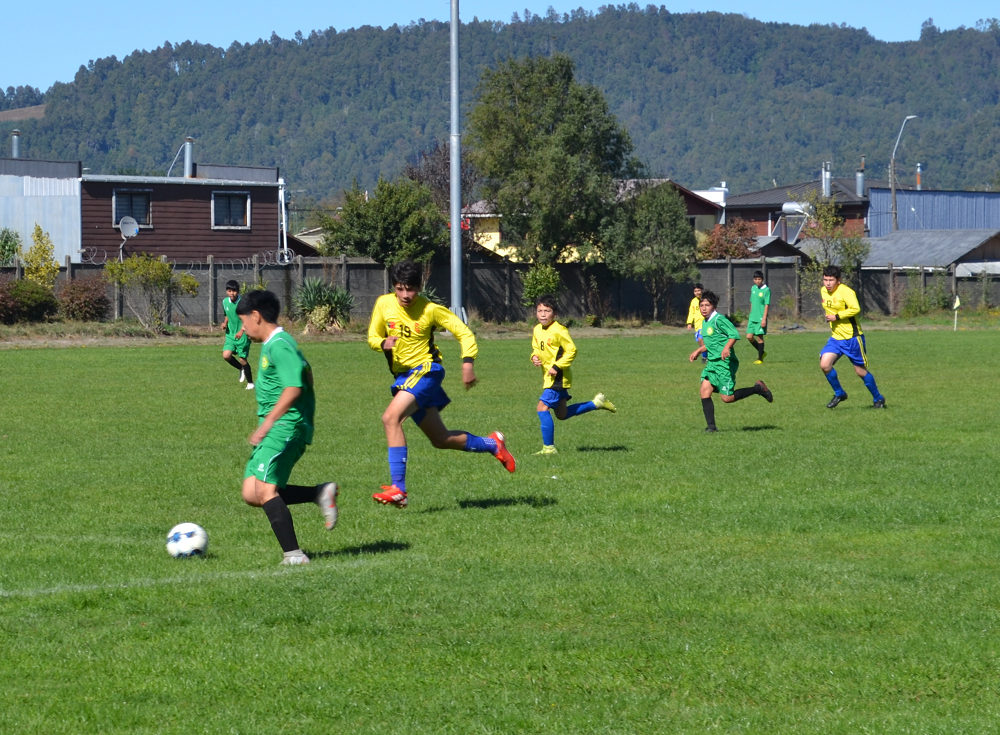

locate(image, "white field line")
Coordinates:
0 558 371 599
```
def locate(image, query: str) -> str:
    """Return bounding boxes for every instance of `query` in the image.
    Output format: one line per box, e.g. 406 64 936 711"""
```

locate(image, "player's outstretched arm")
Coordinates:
433 304 479 362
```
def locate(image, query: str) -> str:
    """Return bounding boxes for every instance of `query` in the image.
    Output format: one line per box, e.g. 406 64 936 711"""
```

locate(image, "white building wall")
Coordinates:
0 175 82 263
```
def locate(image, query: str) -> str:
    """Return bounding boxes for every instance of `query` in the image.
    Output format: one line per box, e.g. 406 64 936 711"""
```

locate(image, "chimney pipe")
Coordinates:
916 162 923 191
822 162 832 198
11 129 21 159
183 137 194 178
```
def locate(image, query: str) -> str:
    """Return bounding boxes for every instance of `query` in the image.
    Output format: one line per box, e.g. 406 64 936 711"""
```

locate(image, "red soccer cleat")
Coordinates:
372 485 408 508
489 431 516 473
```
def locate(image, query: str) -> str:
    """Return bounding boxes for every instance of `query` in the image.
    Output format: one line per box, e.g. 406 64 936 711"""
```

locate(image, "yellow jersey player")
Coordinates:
686 283 706 362
531 294 616 455
368 260 515 508
819 265 885 409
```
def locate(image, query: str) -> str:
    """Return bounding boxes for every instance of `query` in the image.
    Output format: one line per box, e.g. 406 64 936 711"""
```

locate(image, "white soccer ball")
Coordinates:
166 523 209 558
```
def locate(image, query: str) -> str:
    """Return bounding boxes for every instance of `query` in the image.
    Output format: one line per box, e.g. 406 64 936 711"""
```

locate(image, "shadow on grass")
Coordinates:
458 496 557 510
576 445 629 452
741 425 780 432
415 506 450 515
305 541 410 559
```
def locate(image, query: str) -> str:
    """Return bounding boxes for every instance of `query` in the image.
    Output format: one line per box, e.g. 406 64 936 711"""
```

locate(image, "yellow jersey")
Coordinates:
821 283 863 340
367 293 477 374
531 321 577 390
686 297 704 330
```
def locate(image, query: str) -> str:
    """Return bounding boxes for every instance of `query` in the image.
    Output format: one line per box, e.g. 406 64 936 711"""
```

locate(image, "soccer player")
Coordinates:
531 294 616 455
221 280 254 389
686 283 706 361
819 265 886 409
368 260 515 508
689 290 773 432
236 290 339 565
746 270 769 364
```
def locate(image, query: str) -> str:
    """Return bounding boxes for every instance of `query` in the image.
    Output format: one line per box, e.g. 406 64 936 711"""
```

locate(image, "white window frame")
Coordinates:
112 188 153 228
211 191 252 230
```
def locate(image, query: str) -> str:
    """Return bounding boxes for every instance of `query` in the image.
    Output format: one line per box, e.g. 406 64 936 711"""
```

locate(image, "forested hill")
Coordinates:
5 9 1000 199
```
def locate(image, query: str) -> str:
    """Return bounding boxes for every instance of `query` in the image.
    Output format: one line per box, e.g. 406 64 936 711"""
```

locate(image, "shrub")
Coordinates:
104 254 199 332
520 264 561 307
292 278 354 329
10 280 58 322
0 228 20 267
59 276 111 321
0 280 17 324
23 224 59 289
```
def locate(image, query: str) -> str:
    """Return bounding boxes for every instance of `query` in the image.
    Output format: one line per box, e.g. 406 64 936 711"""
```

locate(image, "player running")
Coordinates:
746 270 769 364
236 290 338 566
220 280 254 389
531 294 616 455
819 265 886 409
368 260 515 508
686 283 706 362
689 290 773 432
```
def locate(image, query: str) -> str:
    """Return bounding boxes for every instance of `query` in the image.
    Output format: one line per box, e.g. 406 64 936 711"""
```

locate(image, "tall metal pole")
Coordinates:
449 0 463 318
890 115 916 231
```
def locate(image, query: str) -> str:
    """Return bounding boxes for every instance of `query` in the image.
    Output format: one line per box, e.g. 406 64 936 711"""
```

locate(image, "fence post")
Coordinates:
760 255 767 285
888 262 894 315
115 281 122 320
252 254 260 288
950 263 957 297
297 254 304 286
726 256 734 315
505 259 512 322
161 255 172 325
339 255 347 290
794 256 801 319
920 264 926 294
14 256 22 281
382 266 389 296
207 255 216 326
65 255 73 282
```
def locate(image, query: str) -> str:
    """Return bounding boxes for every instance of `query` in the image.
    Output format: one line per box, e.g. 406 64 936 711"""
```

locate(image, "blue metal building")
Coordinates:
868 188 1000 238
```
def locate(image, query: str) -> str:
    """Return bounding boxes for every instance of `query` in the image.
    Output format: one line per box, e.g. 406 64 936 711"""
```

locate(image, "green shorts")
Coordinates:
746 320 767 337
224 333 251 360
701 357 739 396
244 423 308 488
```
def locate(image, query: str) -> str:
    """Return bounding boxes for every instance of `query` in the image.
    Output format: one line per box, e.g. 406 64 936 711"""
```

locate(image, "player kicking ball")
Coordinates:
689 290 773 432
220 280 254 389
819 265 886 409
368 260 515 508
236 290 339 565
531 294 616 455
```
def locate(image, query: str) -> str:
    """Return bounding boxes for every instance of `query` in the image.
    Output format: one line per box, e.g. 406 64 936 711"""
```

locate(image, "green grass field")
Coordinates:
3 330 1000 733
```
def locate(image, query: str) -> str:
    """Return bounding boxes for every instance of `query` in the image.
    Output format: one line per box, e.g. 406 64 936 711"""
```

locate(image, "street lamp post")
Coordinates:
891 115 917 231
449 0 463 319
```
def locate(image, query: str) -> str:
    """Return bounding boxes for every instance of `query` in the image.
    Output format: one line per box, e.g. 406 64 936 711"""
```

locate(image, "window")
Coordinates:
113 190 151 226
212 192 251 229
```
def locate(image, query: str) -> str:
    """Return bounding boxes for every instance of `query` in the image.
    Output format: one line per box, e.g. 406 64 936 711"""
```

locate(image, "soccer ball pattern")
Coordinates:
166 523 209 558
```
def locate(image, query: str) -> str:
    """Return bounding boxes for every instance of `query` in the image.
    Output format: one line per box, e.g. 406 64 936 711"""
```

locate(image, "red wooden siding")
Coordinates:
81 181 280 261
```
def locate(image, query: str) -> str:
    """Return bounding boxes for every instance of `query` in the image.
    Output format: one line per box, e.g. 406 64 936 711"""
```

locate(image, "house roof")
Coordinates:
753 236 809 259
615 178 722 209
727 178 903 209
82 174 279 188
862 229 1000 267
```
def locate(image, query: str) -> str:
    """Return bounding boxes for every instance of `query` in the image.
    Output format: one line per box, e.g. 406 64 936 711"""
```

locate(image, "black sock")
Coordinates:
243 362 254 383
279 484 319 505
701 397 716 428
756 340 765 359
732 385 762 402
262 497 300 553
225 355 242 370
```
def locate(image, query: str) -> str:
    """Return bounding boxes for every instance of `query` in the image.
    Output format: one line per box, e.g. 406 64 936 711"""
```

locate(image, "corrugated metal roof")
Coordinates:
727 178 897 209
82 174 278 187
862 229 1000 267
868 188 1000 237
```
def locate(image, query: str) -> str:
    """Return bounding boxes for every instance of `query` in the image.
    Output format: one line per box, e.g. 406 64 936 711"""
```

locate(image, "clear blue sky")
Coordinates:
3 0 997 92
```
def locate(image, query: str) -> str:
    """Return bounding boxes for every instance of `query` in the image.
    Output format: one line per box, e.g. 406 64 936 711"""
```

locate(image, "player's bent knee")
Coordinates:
720 394 736 403
241 478 260 506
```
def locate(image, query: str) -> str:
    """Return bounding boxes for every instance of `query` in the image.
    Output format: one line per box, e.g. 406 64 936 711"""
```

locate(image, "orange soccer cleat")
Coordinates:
372 485 408 508
489 431 516 473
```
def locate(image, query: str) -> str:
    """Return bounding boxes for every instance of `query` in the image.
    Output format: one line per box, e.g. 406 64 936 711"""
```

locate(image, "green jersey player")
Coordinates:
236 290 338 565
746 270 769 364
221 280 254 389
690 290 773 432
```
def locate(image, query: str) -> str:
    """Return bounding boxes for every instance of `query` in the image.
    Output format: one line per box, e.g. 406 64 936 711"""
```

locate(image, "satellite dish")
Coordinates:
119 217 140 238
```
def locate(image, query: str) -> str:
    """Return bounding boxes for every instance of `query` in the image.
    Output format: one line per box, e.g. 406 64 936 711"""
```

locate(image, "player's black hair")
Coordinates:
390 259 423 289
699 290 720 307
236 289 280 322
225 280 240 292
693 283 703 290
823 264 842 280
535 293 558 312
753 270 764 279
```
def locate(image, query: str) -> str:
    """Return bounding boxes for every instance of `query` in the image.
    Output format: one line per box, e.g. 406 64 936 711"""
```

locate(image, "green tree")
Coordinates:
700 219 757 259
467 54 640 265
319 178 447 267
0 228 20 266
602 183 699 322
23 224 59 290
797 192 871 292
104 254 199 333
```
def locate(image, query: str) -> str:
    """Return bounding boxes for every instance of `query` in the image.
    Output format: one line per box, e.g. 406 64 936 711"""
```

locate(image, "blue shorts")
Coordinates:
694 328 702 343
821 335 869 368
392 362 451 425
539 387 571 408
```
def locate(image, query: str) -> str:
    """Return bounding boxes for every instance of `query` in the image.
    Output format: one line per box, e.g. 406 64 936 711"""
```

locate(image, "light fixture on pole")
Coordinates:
891 115 917 231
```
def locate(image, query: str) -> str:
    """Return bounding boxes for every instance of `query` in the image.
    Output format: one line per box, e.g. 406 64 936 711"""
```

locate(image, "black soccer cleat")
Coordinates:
826 393 848 409
756 380 773 403
704 425 718 433
871 398 886 409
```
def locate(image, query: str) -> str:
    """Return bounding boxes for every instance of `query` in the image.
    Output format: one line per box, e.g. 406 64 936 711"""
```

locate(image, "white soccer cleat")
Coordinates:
317 482 339 530
246 383 255 390
280 551 310 565
239 371 246 383
592 393 617 412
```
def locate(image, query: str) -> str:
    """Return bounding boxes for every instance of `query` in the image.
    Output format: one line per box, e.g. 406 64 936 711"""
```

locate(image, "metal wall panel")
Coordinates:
0 174 82 263
869 188 1000 238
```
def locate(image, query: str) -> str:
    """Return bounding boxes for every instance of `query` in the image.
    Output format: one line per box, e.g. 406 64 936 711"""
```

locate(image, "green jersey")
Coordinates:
256 328 315 444
701 311 740 362
223 296 241 337
749 284 770 322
